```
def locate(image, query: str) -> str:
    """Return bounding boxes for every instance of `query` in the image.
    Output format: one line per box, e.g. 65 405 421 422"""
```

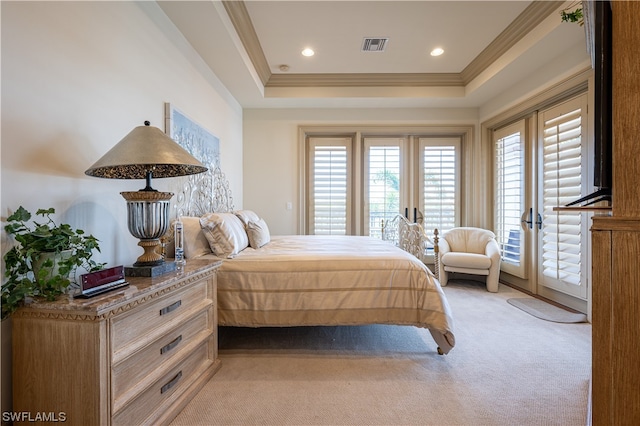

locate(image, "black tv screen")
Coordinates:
592 0 612 191
568 0 612 206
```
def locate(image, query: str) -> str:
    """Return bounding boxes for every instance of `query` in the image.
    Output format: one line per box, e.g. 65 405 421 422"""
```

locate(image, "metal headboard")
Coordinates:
173 165 234 217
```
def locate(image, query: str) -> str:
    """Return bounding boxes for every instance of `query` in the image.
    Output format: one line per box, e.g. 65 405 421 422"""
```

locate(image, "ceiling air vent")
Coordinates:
361 37 388 52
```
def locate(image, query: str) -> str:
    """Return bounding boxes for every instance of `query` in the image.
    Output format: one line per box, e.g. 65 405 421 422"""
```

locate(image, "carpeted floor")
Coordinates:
170 280 592 426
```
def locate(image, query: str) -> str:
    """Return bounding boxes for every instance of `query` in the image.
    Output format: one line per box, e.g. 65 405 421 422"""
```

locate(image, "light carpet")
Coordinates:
507 298 588 323
170 280 592 426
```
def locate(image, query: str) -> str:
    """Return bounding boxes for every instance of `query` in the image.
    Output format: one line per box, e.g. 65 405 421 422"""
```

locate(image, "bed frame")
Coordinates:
381 214 441 281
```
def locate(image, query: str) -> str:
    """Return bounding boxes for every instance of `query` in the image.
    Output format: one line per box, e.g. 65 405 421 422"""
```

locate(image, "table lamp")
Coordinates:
85 121 207 276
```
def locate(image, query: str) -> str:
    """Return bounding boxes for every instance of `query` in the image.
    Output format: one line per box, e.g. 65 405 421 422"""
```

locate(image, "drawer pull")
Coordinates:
159 300 181 316
160 335 183 355
161 371 182 394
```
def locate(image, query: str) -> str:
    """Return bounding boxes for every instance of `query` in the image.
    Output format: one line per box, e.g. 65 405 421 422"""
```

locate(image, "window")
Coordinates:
494 121 526 278
307 137 352 235
302 128 470 238
420 138 460 236
364 138 403 239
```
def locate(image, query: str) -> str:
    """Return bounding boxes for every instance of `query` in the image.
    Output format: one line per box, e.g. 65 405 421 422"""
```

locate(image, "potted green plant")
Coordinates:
2 206 105 319
560 2 583 25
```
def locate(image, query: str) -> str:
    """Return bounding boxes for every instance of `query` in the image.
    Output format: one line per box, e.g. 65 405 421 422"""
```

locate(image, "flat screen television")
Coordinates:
567 0 612 206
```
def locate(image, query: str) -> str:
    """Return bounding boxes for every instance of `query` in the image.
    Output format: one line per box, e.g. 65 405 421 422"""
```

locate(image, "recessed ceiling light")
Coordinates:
301 48 315 57
430 47 444 57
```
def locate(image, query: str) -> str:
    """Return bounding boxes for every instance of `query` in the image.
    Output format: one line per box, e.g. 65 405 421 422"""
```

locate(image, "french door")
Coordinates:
363 138 406 238
494 93 589 304
494 121 528 279
305 131 463 241
536 95 589 300
363 136 460 237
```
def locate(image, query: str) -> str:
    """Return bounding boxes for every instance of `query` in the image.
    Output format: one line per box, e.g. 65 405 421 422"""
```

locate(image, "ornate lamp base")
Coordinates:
121 190 173 271
134 239 164 266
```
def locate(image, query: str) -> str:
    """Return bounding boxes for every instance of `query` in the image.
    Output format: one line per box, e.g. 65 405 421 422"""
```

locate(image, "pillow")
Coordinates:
199 212 249 258
165 217 212 259
180 216 213 259
233 210 261 227
246 218 271 249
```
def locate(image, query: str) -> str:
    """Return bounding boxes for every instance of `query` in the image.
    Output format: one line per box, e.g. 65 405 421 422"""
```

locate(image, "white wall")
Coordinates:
243 108 479 234
1 1 243 412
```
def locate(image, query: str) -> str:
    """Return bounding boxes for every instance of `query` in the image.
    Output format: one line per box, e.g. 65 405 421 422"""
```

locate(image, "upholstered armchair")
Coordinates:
436 227 501 292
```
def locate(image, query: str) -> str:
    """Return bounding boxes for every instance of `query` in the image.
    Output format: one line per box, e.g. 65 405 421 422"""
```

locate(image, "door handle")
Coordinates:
536 212 542 230
521 208 533 230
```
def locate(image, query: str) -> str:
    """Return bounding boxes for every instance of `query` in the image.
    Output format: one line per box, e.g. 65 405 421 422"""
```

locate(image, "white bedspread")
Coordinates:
207 235 455 354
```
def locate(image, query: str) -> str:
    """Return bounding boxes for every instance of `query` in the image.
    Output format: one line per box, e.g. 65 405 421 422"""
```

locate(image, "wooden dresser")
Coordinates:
12 259 221 426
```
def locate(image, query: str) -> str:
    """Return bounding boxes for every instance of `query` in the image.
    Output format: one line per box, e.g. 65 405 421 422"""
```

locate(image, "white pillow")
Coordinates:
233 210 261 227
246 218 271 249
199 213 249 258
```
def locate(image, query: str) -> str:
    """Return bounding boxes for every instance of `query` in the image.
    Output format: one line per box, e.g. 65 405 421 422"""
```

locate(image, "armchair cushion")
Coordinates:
441 252 491 269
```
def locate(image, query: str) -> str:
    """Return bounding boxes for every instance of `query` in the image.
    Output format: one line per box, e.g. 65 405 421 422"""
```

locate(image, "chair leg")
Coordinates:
486 275 499 292
440 270 449 287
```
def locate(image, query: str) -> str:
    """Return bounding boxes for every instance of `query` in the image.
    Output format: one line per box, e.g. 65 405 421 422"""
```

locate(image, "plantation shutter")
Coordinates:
494 121 526 278
307 137 352 235
419 138 460 235
538 96 588 299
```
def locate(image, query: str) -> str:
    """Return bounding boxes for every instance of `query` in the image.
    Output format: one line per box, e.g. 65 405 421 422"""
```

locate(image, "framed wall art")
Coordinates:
164 103 233 216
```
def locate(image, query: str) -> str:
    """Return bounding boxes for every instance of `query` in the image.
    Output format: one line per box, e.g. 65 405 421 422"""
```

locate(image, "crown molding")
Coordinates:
267 73 463 87
460 1 565 84
223 0 565 89
222 0 271 85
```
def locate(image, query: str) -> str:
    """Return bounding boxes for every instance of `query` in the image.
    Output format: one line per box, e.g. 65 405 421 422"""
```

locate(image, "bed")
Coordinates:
165 154 453 354
170 210 455 355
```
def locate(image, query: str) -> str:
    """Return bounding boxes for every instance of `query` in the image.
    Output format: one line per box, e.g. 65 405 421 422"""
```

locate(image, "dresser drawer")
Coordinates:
111 307 213 412
112 338 213 426
111 279 210 362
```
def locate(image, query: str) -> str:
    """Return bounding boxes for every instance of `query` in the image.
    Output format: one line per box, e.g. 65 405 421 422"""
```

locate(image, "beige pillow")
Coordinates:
181 217 212 259
166 217 212 259
199 212 249 258
246 218 271 249
233 210 260 227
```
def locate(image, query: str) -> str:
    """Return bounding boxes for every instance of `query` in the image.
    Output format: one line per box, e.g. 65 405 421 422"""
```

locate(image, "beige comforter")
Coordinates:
208 235 455 354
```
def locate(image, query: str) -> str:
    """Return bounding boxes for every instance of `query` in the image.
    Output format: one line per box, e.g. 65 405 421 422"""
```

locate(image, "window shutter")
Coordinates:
308 138 351 235
541 108 583 287
421 143 458 235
